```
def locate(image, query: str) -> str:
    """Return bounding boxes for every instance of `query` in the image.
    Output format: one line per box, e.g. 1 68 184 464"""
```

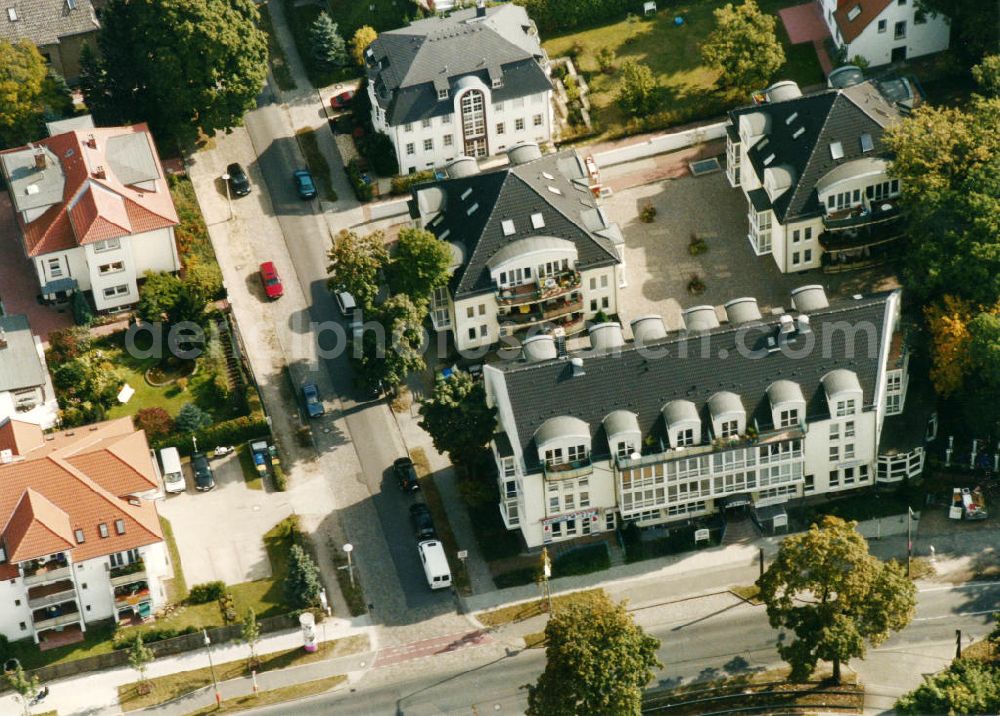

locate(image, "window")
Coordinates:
779 409 799 428
467 327 476 341
98 261 124 275
549 496 559 512
19 623 26 632
564 494 575 510
404 123 413 132
589 277 597 290
845 420 855 438
406 143 415 155
860 464 869 480
479 325 488 338
845 443 855 459
675 428 695 446
836 399 856 416
443 134 453 147
843 466 856 485
443 114 452 124
894 21 906 39
600 274 608 288
545 447 564 466
93 237 121 253
601 296 609 309
437 89 448 100
804 474 815 493
720 420 739 438
75 529 85 543
792 252 800 266
590 299 598 312
460 90 487 157
830 423 839 440
466 306 475 319
422 118 432 129
580 492 590 507
47 257 63 278
804 249 812 262
515 118 525 131
494 101 503 112
492 76 503 88
103 285 129 298
98 523 109 538
792 229 800 243
804 227 812 241
496 122 505 135
830 445 840 461
115 519 125 535
533 114 543 126
877 19 887 32
829 470 840 487
478 303 486 315
423 138 433 151
567 444 586 462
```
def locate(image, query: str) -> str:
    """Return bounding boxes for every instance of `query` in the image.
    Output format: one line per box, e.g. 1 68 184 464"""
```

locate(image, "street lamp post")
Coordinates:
343 543 355 589
202 629 222 706
541 547 553 614
221 173 233 221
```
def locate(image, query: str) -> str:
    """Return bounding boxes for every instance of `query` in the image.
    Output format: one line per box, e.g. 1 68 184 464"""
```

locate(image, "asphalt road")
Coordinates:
247 582 1000 715
242 98 451 618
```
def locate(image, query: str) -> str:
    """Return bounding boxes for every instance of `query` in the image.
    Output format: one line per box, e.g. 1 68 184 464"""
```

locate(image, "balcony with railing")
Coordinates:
21 556 72 586
543 456 593 481
110 559 147 587
615 425 806 471
32 601 81 631
495 270 581 307
820 220 904 273
114 581 151 610
27 579 78 610
823 197 901 230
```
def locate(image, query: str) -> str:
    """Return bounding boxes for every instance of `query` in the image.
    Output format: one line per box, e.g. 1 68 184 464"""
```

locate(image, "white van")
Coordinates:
417 540 452 590
160 447 185 494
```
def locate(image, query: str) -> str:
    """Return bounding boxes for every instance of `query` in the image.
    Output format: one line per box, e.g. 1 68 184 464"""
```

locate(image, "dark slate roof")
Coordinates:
412 150 621 299
367 4 551 125
880 376 936 454
496 292 897 472
0 0 99 47
728 82 900 223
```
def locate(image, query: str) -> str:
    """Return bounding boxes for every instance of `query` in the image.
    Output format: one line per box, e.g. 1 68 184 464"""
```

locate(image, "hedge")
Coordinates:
514 0 642 34
113 625 200 650
188 581 227 604
390 170 435 196
346 159 374 202
152 413 270 456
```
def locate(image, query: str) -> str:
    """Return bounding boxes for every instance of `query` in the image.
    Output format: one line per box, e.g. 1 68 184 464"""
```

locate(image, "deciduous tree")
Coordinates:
7 664 39 716
311 12 347 70
135 407 176 441
616 59 657 115
896 659 1000 714
350 26 378 68
241 607 262 670
327 229 389 310
354 294 427 392
925 295 975 397
87 0 268 148
127 635 155 695
284 544 323 608
701 0 785 92
0 40 52 148
419 371 497 468
389 227 453 301
757 516 916 683
973 54 1000 98
526 592 661 716
916 0 999 63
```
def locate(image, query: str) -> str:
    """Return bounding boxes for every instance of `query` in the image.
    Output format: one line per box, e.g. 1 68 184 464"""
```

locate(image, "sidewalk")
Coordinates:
0 618 372 716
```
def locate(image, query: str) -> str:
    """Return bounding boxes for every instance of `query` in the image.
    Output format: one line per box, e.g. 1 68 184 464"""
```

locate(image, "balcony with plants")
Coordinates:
32 600 81 631
823 196 901 230
543 456 593 481
495 269 581 307
109 558 147 587
20 555 71 585
114 580 151 609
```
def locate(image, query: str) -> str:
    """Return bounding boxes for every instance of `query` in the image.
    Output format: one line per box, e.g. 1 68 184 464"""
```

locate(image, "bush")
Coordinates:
516 0 639 34
553 543 611 577
494 567 539 589
47 326 93 364
175 403 213 434
688 235 708 256
218 593 237 624
113 625 200 649
346 159 374 202
639 204 657 223
357 131 399 177
390 170 436 196
134 407 175 441
188 581 227 604
687 274 706 295
72 291 94 326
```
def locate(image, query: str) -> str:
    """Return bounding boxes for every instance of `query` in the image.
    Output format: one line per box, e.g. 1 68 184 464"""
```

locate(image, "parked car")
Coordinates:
226 162 251 197
258 261 283 299
329 90 355 110
160 447 185 494
409 503 436 540
418 539 452 590
249 440 269 475
293 169 317 199
302 383 325 418
334 290 364 342
393 456 420 492
191 452 216 491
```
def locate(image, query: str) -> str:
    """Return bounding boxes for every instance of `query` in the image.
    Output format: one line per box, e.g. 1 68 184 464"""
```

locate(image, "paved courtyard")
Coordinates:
604 172 899 335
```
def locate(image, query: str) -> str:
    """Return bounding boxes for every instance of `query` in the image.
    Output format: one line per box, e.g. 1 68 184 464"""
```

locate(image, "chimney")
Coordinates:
796 314 811 334
86 134 97 149
779 314 795 335
553 327 567 357
33 152 46 170
93 165 106 179
476 0 486 17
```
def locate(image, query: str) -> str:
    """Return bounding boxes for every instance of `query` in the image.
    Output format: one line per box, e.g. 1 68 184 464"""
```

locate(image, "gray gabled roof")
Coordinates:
0 315 47 393
1 145 65 212
367 4 550 125
0 0 99 48
106 133 160 186
728 81 901 223
495 292 896 471
412 150 621 299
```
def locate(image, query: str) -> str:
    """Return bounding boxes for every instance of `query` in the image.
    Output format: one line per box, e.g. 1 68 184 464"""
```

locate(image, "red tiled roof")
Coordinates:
0 418 163 565
2 489 75 563
1 124 180 258
0 418 47 456
834 0 893 44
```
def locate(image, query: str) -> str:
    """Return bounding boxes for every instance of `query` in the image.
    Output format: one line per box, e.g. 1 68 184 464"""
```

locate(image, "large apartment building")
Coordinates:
0 417 170 648
409 146 624 352
484 286 929 548
725 78 910 274
0 117 181 312
819 0 950 66
365 1 553 173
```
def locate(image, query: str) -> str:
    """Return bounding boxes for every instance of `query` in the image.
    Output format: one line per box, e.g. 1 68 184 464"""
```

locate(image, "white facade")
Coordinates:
820 0 950 66
0 335 58 430
34 227 180 311
372 80 553 174
0 542 169 643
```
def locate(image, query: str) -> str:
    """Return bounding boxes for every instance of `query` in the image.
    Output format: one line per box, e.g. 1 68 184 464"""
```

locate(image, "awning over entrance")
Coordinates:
718 493 752 509
39 277 78 295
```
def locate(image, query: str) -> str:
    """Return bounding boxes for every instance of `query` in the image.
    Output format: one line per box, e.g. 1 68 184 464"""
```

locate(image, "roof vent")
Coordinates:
93 165 106 179
571 356 585 377
766 335 780 353
630 315 667 344
588 322 625 352
779 314 795 335
522 334 557 362
33 152 46 170
25 184 39 195
796 314 811 334
86 134 96 149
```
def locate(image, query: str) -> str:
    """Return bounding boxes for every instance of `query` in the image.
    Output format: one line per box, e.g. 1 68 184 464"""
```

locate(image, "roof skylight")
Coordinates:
466 202 479 215
763 154 776 166
792 126 806 139
547 186 562 195
860 133 874 152
531 212 545 229
460 187 472 201
542 172 554 180
785 112 798 125
829 141 844 160
847 4 861 21
501 219 516 236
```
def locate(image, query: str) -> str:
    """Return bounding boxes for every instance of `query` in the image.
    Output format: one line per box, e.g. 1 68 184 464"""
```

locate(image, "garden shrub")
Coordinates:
390 170 435 196
134 407 175 441
113 625 200 649
72 291 94 326
639 204 657 223
515 0 641 34
188 581 227 604
346 159 374 202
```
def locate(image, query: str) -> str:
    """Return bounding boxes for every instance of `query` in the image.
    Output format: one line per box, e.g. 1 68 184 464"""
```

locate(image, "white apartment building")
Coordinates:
0 315 59 430
0 117 181 312
0 417 170 647
819 0 950 66
365 2 553 174
409 146 625 352
485 286 930 548
725 78 913 274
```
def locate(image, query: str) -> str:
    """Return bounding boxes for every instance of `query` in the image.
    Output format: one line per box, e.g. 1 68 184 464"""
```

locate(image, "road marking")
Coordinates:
918 580 1000 593
914 608 996 621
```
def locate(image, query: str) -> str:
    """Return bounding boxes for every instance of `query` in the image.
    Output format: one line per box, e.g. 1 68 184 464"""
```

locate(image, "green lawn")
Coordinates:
160 516 188 602
543 1 825 138
2 621 118 671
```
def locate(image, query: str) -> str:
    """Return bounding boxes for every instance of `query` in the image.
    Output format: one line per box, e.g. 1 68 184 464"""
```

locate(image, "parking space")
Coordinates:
158 452 292 586
602 172 899 334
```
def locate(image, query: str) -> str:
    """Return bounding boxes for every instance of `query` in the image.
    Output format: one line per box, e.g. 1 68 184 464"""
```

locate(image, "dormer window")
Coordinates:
836 399 856 416
720 420 739 438
675 428 695 446
75 529 85 543
98 523 109 538
779 408 799 428
847 4 861 21
492 77 503 88
438 88 449 100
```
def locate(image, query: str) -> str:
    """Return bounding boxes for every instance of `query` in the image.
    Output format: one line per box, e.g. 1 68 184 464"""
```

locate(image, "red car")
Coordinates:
330 90 355 110
259 262 283 300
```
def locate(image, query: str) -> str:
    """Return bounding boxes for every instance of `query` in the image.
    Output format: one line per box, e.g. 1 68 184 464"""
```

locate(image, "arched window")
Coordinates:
460 90 488 157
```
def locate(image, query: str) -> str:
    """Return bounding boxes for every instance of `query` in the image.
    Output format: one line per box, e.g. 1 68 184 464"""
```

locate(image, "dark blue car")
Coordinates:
293 169 317 200
302 383 324 418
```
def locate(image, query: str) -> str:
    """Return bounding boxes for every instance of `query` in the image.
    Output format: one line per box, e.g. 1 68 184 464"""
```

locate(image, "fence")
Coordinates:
592 120 728 168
